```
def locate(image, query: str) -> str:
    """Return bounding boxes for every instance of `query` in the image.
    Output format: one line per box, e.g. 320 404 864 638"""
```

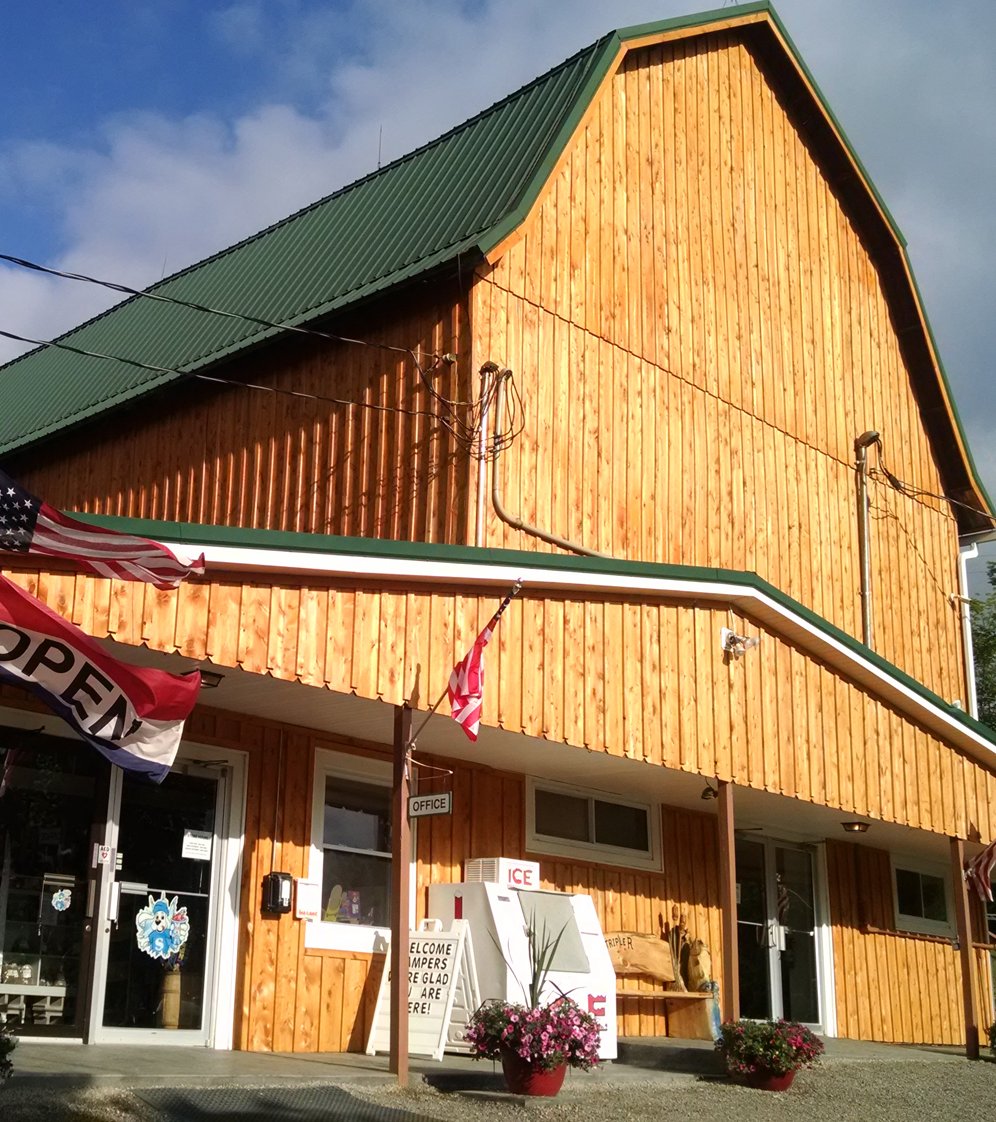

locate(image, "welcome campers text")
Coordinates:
0 621 143 743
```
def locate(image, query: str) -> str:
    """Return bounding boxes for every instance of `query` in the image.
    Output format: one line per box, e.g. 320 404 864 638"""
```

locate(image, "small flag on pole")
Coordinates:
966 838 996 903
447 583 521 742
0 468 205 589
0 574 201 781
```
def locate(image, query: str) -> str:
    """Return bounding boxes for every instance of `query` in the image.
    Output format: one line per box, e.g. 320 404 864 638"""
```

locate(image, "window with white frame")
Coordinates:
892 859 954 937
526 778 661 870
307 749 393 952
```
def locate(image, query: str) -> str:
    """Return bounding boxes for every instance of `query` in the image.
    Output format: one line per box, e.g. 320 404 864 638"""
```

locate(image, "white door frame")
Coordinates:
87 740 246 1048
738 834 834 1033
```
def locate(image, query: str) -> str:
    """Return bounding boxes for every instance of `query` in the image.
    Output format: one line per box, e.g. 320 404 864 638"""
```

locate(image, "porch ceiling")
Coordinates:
0 635 956 868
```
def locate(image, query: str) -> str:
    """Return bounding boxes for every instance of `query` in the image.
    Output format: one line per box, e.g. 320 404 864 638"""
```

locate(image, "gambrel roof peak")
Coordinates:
0 1 990 529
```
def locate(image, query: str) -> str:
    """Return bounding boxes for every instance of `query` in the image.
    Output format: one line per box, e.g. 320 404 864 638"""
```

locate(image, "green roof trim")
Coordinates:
60 511 996 752
0 2 990 522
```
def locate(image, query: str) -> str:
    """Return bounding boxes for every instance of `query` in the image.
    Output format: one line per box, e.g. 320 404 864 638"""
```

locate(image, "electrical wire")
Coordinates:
870 461 996 527
0 327 468 445
0 325 522 461
0 252 439 360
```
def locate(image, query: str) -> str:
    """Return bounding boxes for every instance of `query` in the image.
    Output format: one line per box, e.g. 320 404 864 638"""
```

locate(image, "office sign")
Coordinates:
408 791 452 818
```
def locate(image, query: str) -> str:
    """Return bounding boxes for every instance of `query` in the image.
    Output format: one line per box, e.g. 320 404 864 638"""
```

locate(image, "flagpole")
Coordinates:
406 580 523 749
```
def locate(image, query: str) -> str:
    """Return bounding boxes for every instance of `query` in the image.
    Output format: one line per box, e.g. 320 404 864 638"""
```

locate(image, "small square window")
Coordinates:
893 861 952 937
594 799 649 851
535 789 589 842
527 780 660 871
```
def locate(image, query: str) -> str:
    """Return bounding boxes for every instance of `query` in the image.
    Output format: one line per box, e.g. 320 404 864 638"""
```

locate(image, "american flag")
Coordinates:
447 583 521 741
0 468 204 590
966 838 996 903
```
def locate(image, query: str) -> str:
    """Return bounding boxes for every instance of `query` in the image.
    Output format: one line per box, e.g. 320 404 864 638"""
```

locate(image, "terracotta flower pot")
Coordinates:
739 1068 796 1092
500 1048 568 1096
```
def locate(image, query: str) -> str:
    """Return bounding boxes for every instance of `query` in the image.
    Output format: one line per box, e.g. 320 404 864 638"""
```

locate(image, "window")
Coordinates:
892 859 954 937
526 779 660 871
307 750 394 952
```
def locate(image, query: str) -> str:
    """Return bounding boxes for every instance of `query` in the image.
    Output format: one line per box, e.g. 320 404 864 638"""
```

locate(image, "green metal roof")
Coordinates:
0 0 991 526
0 23 619 454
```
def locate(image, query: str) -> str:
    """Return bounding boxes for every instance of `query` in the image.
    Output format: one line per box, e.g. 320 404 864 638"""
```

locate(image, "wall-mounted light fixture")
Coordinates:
199 670 225 690
841 820 870 834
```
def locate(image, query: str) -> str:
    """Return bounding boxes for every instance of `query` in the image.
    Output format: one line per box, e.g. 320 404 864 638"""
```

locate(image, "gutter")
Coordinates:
119 535 995 773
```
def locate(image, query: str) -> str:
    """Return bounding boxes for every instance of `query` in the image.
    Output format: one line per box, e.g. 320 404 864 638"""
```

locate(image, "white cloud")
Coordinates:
0 0 993 513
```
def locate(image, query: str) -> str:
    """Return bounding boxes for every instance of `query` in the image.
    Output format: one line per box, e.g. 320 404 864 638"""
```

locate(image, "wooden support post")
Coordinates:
951 836 980 1060
717 780 739 1023
389 703 413 1085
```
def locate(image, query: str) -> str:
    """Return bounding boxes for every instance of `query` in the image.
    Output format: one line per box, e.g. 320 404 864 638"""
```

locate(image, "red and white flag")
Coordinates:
447 584 521 742
0 574 200 781
0 468 204 589
967 838 996 903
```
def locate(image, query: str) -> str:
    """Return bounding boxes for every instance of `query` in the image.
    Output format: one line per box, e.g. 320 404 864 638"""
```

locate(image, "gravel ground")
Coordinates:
2 1060 995 1122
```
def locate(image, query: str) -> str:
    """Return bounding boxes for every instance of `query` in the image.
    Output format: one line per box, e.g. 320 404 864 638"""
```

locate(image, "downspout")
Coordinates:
487 365 606 559
475 364 493 548
854 430 880 648
957 542 979 718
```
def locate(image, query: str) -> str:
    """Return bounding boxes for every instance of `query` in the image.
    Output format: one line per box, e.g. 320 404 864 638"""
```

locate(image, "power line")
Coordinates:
870 462 996 528
0 326 522 459
0 252 526 458
0 252 444 359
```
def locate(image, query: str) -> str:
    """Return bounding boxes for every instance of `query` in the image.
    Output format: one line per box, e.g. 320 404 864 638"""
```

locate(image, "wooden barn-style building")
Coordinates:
2 1 995 1055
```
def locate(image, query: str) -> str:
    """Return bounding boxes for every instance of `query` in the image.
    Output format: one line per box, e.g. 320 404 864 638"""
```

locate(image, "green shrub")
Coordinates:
0 1022 15 1086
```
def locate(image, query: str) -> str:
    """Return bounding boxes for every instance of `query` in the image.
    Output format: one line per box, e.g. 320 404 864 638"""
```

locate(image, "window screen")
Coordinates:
321 776 391 927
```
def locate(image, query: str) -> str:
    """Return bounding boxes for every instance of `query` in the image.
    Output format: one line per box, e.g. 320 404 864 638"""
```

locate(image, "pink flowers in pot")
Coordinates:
465 997 602 1073
716 1018 824 1077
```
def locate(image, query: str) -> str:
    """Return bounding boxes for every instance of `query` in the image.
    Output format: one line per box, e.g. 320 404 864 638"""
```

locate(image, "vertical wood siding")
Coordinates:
826 840 993 1045
472 34 964 703
415 759 723 1040
13 289 475 548
8 567 994 841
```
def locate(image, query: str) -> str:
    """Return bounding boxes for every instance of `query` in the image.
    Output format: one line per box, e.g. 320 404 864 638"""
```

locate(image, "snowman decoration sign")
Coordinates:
135 892 190 960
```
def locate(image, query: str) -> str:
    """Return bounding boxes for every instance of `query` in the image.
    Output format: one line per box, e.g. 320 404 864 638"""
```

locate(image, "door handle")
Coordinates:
108 881 121 924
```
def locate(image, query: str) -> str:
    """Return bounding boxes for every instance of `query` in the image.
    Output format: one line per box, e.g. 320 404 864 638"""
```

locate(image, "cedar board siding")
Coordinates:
472 34 964 703
9 37 965 710
826 840 994 1045
10 289 477 549
6 565 996 844
2 689 990 1049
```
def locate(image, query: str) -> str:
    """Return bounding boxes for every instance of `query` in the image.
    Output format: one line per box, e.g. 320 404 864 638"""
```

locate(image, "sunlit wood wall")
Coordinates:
826 840 993 1045
472 32 965 701
11 289 476 547
7 566 995 842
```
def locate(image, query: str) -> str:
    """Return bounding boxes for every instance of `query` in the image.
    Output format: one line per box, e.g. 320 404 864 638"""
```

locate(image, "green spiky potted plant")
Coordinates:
465 921 602 1097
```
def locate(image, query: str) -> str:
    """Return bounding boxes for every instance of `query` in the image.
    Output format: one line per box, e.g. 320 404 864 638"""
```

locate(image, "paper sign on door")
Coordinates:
181 829 213 861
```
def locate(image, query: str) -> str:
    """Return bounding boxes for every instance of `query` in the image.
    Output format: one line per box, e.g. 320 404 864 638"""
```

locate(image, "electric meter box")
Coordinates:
428 875 617 1060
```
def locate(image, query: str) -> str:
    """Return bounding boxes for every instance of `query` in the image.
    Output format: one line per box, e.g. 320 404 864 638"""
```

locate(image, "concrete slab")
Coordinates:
6 1032 966 1096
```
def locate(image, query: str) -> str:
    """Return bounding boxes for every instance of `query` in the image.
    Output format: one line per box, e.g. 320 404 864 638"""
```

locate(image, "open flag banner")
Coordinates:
966 838 996 903
0 468 205 589
0 575 200 782
447 583 521 742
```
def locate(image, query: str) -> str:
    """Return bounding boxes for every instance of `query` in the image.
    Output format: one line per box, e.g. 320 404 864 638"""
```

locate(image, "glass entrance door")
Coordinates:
0 732 107 1036
93 761 224 1042
735 837 823 1027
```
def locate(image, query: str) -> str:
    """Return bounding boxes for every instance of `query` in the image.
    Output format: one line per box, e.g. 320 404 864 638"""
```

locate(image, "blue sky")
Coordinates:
2 0 994 584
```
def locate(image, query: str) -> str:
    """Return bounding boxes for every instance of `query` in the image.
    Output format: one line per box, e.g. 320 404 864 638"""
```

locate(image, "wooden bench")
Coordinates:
616 988 714 1040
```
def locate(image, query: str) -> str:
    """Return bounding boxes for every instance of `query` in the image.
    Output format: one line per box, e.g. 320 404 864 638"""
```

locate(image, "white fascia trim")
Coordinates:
160 540 996 770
